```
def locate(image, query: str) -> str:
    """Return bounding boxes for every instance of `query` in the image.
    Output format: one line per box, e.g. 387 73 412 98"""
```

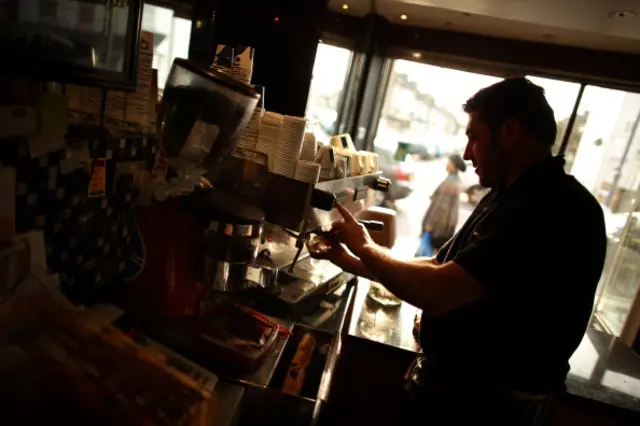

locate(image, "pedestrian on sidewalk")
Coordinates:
416 154 466 256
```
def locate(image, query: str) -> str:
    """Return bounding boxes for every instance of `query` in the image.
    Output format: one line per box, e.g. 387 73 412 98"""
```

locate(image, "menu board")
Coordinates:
0 0 143 90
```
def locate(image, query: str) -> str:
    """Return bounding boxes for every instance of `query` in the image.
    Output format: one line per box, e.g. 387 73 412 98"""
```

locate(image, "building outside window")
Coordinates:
141 3 192 94
305 43 352 142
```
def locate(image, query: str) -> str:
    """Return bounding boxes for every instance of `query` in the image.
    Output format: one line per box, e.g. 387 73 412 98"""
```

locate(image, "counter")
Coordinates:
206 280 357 426
347 280 640 414
141 276 640 425
567 327 640 412
348 279 419 353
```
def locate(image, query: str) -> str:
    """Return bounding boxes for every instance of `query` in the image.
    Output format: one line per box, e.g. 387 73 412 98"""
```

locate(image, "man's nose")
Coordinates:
463 142 473 161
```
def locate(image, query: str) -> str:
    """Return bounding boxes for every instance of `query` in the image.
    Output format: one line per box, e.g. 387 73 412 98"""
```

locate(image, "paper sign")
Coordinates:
88 158 107 198
0 106 37 138
29 93 68 158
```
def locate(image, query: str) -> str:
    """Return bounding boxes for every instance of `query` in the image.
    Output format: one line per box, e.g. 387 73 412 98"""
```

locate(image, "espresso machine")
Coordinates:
200 188 278 294
256 171 390 306
125 57 391 375
126 59 267 318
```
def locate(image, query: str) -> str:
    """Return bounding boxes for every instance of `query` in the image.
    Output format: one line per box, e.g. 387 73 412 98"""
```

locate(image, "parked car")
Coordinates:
375 147 416 207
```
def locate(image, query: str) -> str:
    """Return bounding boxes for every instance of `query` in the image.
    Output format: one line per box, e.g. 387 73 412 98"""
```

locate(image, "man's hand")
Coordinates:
308 233 378 281
308 235 352 266
331 203 375 257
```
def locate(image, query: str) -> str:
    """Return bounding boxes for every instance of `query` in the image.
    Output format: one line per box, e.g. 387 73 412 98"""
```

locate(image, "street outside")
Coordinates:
389 157 479 258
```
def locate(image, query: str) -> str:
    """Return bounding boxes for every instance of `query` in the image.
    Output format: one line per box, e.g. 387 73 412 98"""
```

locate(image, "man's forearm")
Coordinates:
355 243 439 309
337 249 436 283
335 252 377 281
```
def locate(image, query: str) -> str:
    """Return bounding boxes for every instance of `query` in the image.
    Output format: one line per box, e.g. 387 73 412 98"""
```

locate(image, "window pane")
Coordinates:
567 86 640 336
525 76 581 161
141 3 192 92
374 60 500 257
305 43 352 142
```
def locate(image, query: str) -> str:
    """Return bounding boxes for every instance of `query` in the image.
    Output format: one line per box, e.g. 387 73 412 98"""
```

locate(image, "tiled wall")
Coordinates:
0 133 159 303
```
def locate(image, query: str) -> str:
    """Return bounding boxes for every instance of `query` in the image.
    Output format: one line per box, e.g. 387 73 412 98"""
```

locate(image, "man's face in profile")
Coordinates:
464 111 504 188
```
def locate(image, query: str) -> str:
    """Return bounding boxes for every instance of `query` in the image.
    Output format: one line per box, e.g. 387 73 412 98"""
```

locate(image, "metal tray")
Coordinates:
237 324 341 426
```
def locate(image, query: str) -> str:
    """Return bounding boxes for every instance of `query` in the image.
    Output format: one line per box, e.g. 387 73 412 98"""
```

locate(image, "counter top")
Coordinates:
348 280 419 353
212 381 245 426
227 281 356 388
347 280 640 413
567 328 640 412
206 281 356 426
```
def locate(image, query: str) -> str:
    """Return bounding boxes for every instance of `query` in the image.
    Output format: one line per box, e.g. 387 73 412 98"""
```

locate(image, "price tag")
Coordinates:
88 158 107 198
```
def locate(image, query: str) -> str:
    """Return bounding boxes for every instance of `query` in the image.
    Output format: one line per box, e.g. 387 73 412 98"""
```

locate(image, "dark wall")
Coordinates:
188 1 218 66
211 0 329 117
322 12 640 92
386 24 640 91
349 14 391 150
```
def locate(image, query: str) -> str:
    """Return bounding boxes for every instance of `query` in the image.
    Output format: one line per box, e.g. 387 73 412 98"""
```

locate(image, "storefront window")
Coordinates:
566 86 640 337
374 60 501 256
375 60 500 156
525 76 582 165
305 43 352 142
141 3 192 93
372 62 589 263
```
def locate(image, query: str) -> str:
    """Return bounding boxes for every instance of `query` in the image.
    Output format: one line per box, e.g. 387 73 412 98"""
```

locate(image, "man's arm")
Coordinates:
338 250 439 280
331 203 484 316
332 248 378 281
356 243 486 315
311 236 440 281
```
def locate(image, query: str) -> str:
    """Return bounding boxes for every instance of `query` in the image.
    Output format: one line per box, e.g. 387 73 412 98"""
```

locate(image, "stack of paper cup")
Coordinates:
237 106 263 150
273 115 306 177
294 160 321 184
316 145 336 181
256 111 283 171
300 132 317 161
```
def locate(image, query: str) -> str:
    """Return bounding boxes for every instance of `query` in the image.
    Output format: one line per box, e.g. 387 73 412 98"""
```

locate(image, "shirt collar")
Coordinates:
503 155 566 194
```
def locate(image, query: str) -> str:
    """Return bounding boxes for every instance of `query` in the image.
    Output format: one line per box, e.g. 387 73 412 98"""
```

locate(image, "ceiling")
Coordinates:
329 0 640 54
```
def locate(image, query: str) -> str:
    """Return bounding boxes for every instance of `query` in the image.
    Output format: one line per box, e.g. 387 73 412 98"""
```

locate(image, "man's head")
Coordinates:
462 77 556 188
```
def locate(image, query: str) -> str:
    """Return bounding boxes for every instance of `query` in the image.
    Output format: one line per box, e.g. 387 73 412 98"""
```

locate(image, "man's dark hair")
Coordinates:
462 77 557 145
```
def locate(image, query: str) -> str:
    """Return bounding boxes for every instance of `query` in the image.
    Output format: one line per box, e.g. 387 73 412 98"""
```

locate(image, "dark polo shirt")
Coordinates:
419 156 607 394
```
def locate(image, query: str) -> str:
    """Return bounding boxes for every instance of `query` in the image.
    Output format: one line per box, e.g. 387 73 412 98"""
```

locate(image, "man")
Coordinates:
314 78 606 425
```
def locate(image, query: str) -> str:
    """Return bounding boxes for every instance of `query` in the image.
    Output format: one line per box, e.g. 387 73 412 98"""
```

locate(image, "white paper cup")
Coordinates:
234 46 255 71
334 154 348 179
330 134 355 151
316 145 335 169
294 160 321 184
368 152 379 173
300 133 317 161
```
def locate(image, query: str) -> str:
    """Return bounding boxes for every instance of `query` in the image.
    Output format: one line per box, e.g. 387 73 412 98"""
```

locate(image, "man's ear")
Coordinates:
501 118 523 146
